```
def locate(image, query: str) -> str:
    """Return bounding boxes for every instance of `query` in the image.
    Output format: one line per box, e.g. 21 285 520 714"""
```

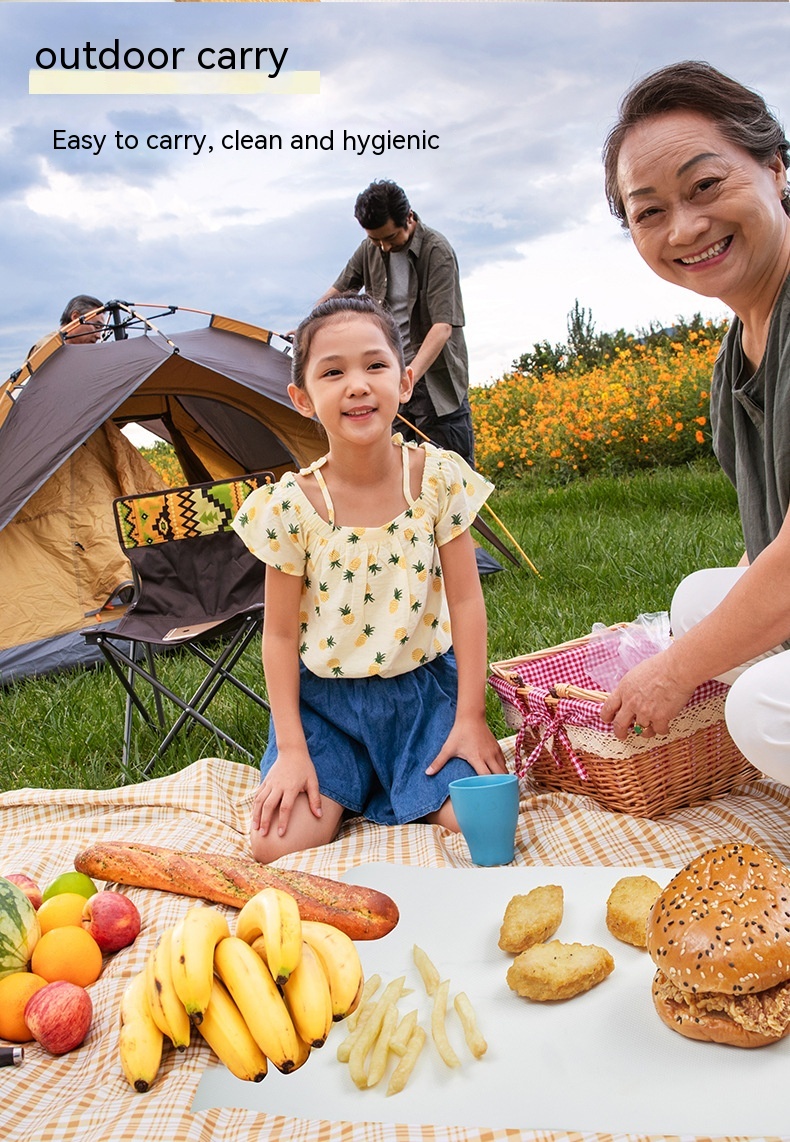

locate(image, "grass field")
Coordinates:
0 461 742 793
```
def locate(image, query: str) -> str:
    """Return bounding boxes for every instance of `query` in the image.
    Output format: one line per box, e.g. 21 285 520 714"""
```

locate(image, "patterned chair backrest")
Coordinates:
114 473 273 552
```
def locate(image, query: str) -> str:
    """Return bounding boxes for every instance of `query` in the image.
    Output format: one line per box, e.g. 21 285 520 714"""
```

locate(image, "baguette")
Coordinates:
74 841 398 941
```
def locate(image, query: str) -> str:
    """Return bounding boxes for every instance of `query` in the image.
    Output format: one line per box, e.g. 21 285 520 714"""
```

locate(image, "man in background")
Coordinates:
58 295 106 344
27 295 105 358
317 180 475 466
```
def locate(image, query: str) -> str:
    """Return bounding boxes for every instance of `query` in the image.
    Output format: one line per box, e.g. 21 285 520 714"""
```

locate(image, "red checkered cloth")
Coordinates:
489 642 728 780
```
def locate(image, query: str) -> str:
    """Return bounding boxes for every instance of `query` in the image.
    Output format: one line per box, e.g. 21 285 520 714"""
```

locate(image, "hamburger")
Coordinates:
646 842 790 1048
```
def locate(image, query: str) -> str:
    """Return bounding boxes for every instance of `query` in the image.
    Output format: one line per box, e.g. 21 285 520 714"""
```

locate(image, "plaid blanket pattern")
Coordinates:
1 742 788 1142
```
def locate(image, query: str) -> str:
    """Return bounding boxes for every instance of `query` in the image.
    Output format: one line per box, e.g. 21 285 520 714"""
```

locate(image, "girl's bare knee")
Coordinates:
250 795 344 864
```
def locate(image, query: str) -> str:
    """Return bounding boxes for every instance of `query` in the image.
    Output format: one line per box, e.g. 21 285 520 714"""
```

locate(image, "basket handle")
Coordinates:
509 687 590 784
550 682 610 704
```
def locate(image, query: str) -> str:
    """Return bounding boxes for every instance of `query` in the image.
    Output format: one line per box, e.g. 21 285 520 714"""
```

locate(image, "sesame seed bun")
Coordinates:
647 842 790 995
646 843 790 1048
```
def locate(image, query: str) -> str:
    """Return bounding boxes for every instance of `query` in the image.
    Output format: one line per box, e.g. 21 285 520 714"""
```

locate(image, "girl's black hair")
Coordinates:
291 293 406 389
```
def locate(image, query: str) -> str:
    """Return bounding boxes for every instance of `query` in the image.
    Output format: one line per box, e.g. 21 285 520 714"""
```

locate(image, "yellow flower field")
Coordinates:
470 327 722 483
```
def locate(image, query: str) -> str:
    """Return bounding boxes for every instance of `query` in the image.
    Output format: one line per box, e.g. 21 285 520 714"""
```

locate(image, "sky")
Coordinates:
2 1 789 410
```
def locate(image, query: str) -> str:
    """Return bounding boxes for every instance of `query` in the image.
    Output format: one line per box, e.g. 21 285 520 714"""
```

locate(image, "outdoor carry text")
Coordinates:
35 42 289 78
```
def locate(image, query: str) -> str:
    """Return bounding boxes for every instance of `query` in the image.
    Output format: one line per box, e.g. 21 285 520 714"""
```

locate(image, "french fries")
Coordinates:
454 991 488 1059
412 944 440 996
386 1025 427 1096
430 979 461 1068
343 974 381 1031
366 1003 397 1088
389 1008 419 1056
346 977 407 1087
336 951 486 1095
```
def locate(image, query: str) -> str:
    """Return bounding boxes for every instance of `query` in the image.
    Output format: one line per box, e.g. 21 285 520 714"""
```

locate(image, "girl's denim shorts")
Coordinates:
260 651 476 825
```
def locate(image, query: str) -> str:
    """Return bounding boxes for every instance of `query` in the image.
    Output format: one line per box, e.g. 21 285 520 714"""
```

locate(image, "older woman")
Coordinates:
599 60 790 784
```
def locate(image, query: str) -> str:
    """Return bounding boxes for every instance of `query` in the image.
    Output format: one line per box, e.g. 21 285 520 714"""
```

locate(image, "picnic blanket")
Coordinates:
2 740 790 1142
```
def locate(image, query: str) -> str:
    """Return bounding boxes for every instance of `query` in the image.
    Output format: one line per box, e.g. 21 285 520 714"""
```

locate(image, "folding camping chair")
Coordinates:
82 472 272 777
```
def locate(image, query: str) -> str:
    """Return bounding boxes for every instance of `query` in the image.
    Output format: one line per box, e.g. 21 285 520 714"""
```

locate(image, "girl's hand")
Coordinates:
252 751 323 839
426 717 508 777
599 651 695 740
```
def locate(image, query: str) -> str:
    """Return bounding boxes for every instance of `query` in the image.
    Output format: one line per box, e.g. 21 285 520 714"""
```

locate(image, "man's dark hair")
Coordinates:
353 180 411 230
603 60 790 226
59 295 104 327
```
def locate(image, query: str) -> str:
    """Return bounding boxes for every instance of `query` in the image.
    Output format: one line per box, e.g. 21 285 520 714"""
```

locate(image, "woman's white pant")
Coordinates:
671 568 790 785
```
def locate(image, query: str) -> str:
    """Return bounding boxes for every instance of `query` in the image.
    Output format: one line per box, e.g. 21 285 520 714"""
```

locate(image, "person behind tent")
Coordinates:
27 294 106 358
59 295 106 344
232 293 506 863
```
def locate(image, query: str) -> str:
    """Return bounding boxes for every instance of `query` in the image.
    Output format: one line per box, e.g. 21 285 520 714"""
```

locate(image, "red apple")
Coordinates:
81 891 141 953
5 873 43 911
24 981 92 1055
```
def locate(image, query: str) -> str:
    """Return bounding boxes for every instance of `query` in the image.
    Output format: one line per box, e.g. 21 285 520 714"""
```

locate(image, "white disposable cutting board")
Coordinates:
192 863 790 1135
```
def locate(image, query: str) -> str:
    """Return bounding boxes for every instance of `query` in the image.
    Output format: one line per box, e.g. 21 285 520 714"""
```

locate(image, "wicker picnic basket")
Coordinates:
489 631 758 818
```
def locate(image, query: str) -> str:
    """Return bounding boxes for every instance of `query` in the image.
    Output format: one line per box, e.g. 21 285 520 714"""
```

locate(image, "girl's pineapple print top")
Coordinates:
233 435 493 679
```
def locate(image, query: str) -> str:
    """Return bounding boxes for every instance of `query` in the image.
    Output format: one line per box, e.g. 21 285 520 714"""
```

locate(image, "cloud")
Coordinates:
0 2 788 383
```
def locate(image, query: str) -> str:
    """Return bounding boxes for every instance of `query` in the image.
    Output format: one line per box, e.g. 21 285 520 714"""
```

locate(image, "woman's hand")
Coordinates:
427 716 508 776
599 649 696 740
251 750 323 839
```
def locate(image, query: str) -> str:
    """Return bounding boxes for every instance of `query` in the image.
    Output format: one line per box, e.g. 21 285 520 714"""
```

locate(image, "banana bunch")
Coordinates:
118 891 365 1092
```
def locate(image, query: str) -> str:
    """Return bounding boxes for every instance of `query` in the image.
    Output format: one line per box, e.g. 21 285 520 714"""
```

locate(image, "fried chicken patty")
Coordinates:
653 969 790 1038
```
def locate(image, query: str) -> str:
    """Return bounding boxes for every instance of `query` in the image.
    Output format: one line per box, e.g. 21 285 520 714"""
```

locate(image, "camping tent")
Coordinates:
0 303 326 682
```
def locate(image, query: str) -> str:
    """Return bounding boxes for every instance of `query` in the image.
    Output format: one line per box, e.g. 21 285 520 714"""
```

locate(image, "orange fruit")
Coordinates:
36 892 88 934
0 972 48 1041
30 927 103 987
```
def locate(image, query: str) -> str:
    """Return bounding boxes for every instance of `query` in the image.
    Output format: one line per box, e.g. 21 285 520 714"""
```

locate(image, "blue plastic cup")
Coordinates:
448 773 520 866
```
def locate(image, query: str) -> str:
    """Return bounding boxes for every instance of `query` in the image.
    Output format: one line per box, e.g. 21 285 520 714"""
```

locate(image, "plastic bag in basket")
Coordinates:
583 612 671 691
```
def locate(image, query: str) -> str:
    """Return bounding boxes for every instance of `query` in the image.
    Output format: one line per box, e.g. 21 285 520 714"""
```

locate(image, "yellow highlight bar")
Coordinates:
29 70 320 96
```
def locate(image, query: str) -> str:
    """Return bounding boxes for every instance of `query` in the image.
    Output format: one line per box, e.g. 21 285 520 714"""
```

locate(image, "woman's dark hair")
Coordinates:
353 180 411 230
291 293 406 390
603 60 790 225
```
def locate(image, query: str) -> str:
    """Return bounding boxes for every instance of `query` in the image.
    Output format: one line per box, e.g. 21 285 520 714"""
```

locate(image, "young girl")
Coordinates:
233 294 506 863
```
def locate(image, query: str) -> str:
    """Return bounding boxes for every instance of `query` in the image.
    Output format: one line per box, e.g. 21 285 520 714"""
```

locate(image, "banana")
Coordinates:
301 920 365 1021
213 935 304 1073
196 977 268 1082
235 887 302 985
145 927 191 1050
289 1032 312 1073
170 905 230 1024
119 969 164 1093
249 934 271 970
281 939 334 1048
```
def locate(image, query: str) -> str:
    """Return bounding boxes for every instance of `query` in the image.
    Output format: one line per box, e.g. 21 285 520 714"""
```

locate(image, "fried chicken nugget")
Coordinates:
506 941 615 1001
498 884 564 953
605 875 662 948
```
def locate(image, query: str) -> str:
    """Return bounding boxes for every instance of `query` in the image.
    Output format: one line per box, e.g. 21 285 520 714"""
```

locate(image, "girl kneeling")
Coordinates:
233 294 506 862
